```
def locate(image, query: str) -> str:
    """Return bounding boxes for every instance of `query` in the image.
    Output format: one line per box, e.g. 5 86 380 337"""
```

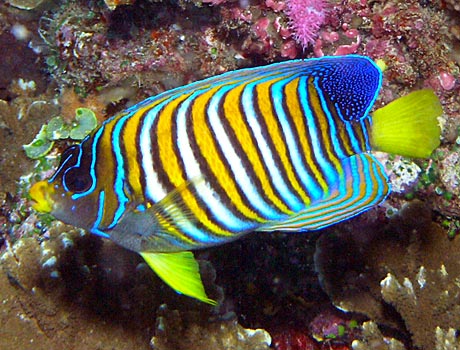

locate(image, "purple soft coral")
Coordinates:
285 0 327 49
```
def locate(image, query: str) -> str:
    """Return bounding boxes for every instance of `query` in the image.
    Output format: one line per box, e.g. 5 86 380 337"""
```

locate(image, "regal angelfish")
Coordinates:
30 55 442 304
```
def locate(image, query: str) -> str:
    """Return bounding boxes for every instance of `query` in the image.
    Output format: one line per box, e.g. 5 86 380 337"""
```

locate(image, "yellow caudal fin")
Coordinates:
140 251 216 305
370 89 442 158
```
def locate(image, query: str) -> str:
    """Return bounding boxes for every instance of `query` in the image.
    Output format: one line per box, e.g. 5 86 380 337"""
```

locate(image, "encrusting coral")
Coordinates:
381 268 460 349
150 304 271 350
435 327 460 350
315 201 460 349
0 221 229 350
351 321 406 350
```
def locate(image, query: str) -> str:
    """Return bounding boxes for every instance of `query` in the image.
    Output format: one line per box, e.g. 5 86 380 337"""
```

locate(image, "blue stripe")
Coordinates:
266 154 388 231
50 145 82 184
313 78 346 160
271 77 321 204
140 96 181 202
316 154 387 221
176 89 255 240
109 114 131 229
242 78 300 210
90 190 110 238
344 121 362 153
359 118 371 151
208 83 284 220
60 146 83 191
71 126 104 200
298 77 338 188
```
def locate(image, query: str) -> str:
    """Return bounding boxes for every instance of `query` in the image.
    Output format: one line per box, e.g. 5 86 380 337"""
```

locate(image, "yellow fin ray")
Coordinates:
370 89 442 158
140 251 216 305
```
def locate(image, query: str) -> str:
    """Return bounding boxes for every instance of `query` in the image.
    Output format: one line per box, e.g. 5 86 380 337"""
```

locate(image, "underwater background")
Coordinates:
0 0 459 349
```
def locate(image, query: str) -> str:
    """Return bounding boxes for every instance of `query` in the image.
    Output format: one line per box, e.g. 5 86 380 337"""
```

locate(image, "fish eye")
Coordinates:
63 167 92 193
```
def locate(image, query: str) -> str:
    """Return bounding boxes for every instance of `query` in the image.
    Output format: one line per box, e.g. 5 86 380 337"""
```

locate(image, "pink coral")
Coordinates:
285 0 327 48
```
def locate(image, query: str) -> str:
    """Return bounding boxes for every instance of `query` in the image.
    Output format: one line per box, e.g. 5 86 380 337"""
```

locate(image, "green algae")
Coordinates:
69 108 97 140
23 108 98 159
23 125 54 159
46 116 71 140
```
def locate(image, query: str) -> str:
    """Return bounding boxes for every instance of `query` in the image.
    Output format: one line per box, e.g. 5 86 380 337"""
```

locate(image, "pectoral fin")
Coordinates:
110 177 205 252
140 250 216 305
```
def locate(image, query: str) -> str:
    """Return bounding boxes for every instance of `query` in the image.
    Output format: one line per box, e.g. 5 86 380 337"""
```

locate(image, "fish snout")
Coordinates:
29 181 55 213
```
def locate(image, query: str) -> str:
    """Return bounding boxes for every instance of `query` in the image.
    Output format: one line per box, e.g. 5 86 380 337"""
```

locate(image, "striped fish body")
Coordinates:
33 55 389 253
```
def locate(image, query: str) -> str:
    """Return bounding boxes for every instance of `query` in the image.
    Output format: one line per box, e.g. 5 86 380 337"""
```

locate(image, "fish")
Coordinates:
29 55 442 304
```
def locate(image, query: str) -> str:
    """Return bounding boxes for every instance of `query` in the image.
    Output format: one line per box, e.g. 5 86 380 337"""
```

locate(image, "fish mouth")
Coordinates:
29 181 55 213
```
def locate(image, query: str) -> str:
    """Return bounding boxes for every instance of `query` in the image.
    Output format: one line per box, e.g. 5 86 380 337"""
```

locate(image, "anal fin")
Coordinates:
257 153 389 232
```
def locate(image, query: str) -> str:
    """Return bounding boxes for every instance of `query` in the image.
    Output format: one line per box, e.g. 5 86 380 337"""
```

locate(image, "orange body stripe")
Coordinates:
96 116 120 227
191 86 265 222
284 78 328 195
156 91 235 236
223 83 293 214
256 79 310 203
307 79 343 175
120 112 144 201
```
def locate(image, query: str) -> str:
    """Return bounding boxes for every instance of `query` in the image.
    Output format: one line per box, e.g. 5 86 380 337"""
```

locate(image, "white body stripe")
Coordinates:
298 79 338 185
242 82 300 210
140 102 169 202
208 86 282 219
271 79 322 202
176 94 255 233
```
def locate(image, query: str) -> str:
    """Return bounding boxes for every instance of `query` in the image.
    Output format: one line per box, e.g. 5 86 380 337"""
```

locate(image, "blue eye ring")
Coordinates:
50 145 81 183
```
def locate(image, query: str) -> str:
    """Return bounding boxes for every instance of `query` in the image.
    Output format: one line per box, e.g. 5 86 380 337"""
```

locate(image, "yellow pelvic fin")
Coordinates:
370 89 442 158
29 181 54 213
140 251 216 305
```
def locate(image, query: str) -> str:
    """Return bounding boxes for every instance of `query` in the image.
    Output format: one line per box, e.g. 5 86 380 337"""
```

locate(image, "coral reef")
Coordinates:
444 0 460 13
0 226 153 350
38 0 244 96
272 328 320 350
23 108 98 159
0 0 459 348
285 0 326 48
435 327 460 350
0 221 228 349
5 0 50 10
351 321 406 350
381 268 460 350
0 31 56 192
315 201 460 349
150 304 271 350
